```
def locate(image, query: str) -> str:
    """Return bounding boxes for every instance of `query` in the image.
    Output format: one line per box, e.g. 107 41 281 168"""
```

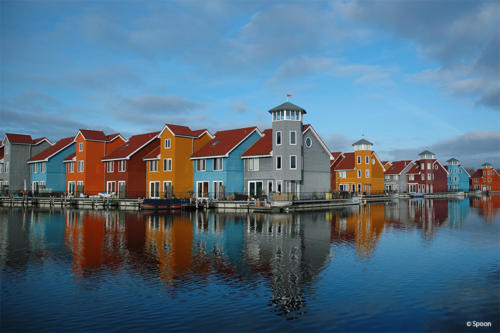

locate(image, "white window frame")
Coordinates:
118 160 126 172
267 180 273 194
78 160 84 173
79 142 83 152
163 158 172 172
196 181 209 198
197 159 206 172
276 180 283 193
107 161 114 173
106 181 116 194
213 158 223 171
365 169 370 178
357 169 361 178
165 138 171 149
248 158 259 171
118 181 126 194
68 162 74 173
365 156 369 164
213 181 224 199
289 131 296 145
290 155 297 170
33 163 38 173
276 131 282 145
357 156 361 164
305 137 312 148
427 163 431 170
149 181 160 199
149 160 158 172
163 181 172 197
68 181 76 195
40 162 46 173
276 155 282 170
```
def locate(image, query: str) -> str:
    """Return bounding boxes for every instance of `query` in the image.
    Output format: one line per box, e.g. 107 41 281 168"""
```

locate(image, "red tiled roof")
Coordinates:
335 152 355 170
33 137 51 145
162 124 210 138
143 145 160 160
0 146 4 160
79 129 108 141
192 129 209 137
192 126 259 158
63 152 76 162
407 163 421 174
471 170 482 178
29 137 74 162
331 152 342 161
242 129 272 157
5 133 34 144
106 133 122 141
103 132 159 160
384 160 413 175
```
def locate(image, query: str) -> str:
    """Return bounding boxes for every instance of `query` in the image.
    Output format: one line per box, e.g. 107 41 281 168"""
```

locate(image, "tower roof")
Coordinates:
446 157 459 163
418 150 435 156
268 102 306 114
352 138 373 146
482 162 493 168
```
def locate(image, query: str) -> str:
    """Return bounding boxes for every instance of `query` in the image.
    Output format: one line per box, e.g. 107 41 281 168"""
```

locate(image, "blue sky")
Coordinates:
1 0 499 167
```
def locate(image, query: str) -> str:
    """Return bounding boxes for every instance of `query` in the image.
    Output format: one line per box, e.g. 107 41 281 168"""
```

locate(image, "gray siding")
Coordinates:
301 130 331 195
272 120 303 181
243 156 274 193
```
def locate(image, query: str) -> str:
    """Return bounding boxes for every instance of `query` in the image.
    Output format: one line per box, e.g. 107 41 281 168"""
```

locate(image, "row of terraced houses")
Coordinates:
1 102 499 199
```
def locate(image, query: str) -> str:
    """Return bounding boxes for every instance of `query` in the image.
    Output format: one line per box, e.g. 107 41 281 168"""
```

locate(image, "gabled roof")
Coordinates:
106 133 124 142
191 127 260 159
334 152 355 170
4 133 34 144
78 129 108 141
63 152 76 163
102 132 159 161
433 159 449 175
407 163 421 174
159 123 212 138
143 145 160 161
302 125 334 160
0 146 4 160
353 138 373 146
330 152 344 167
446 158 460 163
471 170 482 178
268 102 307 114
418 150 435 156
242 129 273 157
384 160 413 175
28 137 74 163
482 162 493 168
331 152 343 161
33 137 53 145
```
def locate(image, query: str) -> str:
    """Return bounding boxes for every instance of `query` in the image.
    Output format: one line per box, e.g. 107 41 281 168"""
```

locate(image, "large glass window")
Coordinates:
290 155 297 169
276 131 282 145
290 131 296 145
213 158 223 171
197 159 206 171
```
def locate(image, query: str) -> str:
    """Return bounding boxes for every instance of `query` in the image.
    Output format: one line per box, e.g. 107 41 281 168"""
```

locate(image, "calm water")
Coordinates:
1 196 499 332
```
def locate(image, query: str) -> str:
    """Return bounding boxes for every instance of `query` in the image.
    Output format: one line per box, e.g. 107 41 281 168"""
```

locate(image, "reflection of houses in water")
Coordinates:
471 195 500 222
145 213 194 286
408 199 448 239
65 210 127 276
0 209 31 269
244 213 331 317
448 198 470 228
329 203 386 258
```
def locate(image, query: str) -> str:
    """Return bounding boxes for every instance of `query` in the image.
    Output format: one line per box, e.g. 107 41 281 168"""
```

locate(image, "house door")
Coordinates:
149 181 160 198
106 181 116 194
68 181 75 195
118 181 126 198
214 181 224 200
267 181 273 195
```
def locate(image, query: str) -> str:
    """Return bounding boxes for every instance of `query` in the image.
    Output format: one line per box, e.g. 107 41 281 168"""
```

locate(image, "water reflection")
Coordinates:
0 195 499 331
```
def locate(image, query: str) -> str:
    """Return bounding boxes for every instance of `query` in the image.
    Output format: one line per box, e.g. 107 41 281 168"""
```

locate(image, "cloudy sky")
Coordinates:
1 0 499 167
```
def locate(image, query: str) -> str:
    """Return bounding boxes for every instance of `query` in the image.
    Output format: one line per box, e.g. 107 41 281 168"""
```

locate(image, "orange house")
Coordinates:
471 163 500 191
64 129 125 196
334 138 385 194
144 124 212 198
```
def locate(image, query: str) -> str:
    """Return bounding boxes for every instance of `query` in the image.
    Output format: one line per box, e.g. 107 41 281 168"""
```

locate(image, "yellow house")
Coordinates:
144 124 212 198
334 138 385 194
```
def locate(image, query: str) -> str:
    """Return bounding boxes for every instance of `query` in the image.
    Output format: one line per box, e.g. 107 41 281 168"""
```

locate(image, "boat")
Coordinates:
410 192 424 198
141 198 189 210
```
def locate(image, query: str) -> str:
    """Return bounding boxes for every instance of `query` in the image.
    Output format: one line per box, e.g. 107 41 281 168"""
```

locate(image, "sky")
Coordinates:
1 0 499 168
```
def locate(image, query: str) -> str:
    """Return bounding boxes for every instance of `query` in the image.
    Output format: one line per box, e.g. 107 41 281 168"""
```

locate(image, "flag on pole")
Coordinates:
287 94 292 97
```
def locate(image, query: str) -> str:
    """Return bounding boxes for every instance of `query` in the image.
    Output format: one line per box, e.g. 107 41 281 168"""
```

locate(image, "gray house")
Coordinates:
384 160 414 193
0 133 53 193
241 102 333 199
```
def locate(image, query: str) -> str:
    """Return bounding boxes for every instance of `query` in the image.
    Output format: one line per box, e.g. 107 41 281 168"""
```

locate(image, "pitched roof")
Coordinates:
103 132 159 161
78 129 108 141
331 152 343 160
192 129 209 137
29 137 74 162
143 145 160 160
384 160 413 175
0 146 4 160
418 150 435 156
353 138 373 146
407 163 421 174
268 102 307 114
106 133 122 141
446 158 460 163
334 152 355 170
63 152 76 162
242 129 273 157
4 133 34 144
482 162 493 168
191 126 259 158
33 137 52 145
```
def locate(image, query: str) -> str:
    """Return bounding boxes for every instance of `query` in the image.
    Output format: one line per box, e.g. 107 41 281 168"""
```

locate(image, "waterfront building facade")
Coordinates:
144 124 212 199
446 158 470 192
329 152 344 193
0 133 53 193
406 150 448 193
384 160 414 193
471 163 500 191
65 129 126 196
102 132 159 198
334 138 385 194
191 126 262 199
28 137 75 192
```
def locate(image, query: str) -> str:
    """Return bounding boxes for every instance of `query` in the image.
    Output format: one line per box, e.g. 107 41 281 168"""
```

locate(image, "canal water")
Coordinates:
1 196 499 332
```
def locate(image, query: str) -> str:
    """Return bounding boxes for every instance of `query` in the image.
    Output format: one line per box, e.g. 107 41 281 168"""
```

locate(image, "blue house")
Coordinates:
28 137 75 192
191 127 262 199
446 158 470 192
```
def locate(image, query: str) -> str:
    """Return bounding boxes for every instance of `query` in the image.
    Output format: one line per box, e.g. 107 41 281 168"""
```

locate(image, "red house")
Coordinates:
406 150 448 193
471 163 500 191
329 152 344 191
101 131 159 198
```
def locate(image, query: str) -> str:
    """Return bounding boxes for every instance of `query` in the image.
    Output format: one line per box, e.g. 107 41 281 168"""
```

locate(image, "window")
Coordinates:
434 165 438 170
372 158 375 165
213 158 223 171
365 156 369 164
305 137 312 148
357 156 361 164
276 180 282 193
427 173 431 180
163 181 172 198
40 162 45 173
68 162 74 173
78 160 84 172
290 155 297 169
421 174 425 181
197 159 206 171
357 169 361 178
149 181 160 198
164 158 172 172
149 160 158 172
276 131 282 145
33 163 38 173
427 163 431 169
276 156 282 170
106 181 116 194
196 181 209 198
107 161 114 173
365 169 370 178
79 142 83 152
290 131 296 145
118 160 126 172
67 181 75 195
165 139 171 149
421 163 424 170
248 158 259 171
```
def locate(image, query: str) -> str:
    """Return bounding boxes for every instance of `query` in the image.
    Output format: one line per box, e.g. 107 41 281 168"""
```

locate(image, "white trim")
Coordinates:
28 140 75 163
102 133 158 161
329 153 344 167
370 151 386 170
302 126 334 160
241 154 272 159
149 181 161 199
289 130 297 145
213 158 223 171
290 155 297 170
276 130 282 146
433 160 449 175
158 124 214 140
276 155 282 170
